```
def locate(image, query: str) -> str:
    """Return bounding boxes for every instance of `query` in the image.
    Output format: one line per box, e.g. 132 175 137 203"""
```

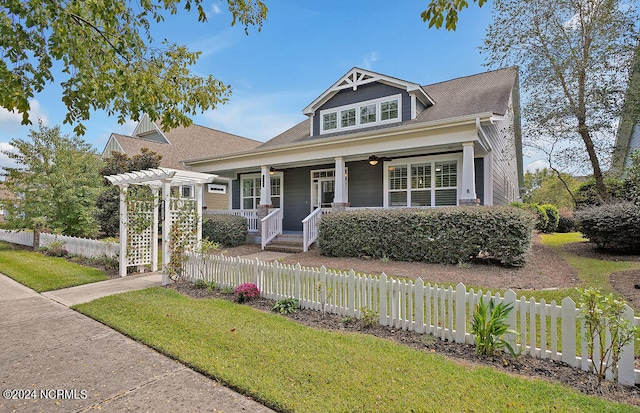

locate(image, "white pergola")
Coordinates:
104 168 217 284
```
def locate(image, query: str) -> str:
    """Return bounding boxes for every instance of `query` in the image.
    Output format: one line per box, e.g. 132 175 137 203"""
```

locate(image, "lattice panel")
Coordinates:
127 199 154 267
169 197 197 251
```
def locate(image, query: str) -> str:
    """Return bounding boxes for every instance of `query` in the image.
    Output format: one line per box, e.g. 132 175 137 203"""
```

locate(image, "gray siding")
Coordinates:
312 82 410 136
231 179 240 210
282 166 318 231
346 160 383 207
101 136 123 158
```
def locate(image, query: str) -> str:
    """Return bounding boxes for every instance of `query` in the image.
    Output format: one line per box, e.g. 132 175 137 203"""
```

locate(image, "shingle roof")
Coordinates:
258 67 517 149
108 124 261 169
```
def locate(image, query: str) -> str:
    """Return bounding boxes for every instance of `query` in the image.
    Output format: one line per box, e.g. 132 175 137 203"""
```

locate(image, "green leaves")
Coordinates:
471 296 518 357
0 0 268 134
421 0 487 31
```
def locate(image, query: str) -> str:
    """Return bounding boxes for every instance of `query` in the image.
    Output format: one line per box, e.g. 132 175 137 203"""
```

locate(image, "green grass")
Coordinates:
74 288 638 413
0 242 108 292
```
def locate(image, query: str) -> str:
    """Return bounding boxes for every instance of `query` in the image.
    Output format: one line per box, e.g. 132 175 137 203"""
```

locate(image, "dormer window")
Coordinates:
319 94 402 135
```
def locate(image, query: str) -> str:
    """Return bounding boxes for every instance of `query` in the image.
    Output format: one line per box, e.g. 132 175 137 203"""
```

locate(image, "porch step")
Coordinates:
263 234 309 254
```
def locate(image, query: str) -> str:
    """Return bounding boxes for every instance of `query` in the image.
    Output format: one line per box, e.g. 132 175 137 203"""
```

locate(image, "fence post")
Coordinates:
415 278 424 334
347 270 355 317
618 305 636 387
504 289 517 351
379 273 387 326
455 283 466 343
294 263 301 301
561 297 578 368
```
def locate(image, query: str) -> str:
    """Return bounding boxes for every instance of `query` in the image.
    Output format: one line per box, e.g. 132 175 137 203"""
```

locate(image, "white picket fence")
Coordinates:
0 230 119 258
183 252 640 387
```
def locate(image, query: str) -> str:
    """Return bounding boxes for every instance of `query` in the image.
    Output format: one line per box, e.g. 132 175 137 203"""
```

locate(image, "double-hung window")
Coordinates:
319 94 402 134
241 173 282 209
385 157 459 207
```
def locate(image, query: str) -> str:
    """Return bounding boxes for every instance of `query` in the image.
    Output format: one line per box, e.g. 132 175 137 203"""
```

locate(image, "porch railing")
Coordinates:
204 209 258 232
261 208 283 250
302 207 324 252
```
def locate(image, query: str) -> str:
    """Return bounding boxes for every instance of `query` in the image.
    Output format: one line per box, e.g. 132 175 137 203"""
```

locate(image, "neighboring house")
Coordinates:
102 114 261 209
612 43 640 174
184 67 524 250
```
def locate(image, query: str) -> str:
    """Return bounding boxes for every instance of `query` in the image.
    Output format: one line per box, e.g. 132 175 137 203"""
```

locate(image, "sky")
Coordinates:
0 1 546 171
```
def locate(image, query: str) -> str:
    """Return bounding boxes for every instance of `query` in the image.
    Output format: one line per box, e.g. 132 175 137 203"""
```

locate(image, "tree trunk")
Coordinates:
578 123 608 202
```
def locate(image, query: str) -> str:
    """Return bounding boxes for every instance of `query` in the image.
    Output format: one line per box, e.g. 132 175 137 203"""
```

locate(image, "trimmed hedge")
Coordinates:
512 202 549 232
540 204 559 233
318 207 536 267
574 202 640 252
202 214 248 247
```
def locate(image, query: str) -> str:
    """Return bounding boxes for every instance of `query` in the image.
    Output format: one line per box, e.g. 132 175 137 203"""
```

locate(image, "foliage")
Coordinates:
234 283 260 303
623 150 640 206
320 207 536 267
556 209 576 233
202 214 248 247
540 204 559 233
194 278 217 291
360 307 379 328
421 0 487 30
165 198 199 281
483 0 638 201
574 177 625 208
0 1 267 135
511 202 549 232
1 122 103 237
95 149 162 237
523 168 580 210
38 240 68 257
578 288 639 384
272 298 299 315
574 201 640 252
471 296 518 357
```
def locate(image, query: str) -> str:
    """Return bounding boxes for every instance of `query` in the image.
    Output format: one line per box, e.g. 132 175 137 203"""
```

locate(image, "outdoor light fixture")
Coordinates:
269 167 276 175
368 155 379 166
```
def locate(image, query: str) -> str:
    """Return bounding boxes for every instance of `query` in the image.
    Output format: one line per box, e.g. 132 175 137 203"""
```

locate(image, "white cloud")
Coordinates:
200 93 306 141
0 142 18 171
208 4 221 16
0 100 48 133
361 52 379 70
526 159 550 172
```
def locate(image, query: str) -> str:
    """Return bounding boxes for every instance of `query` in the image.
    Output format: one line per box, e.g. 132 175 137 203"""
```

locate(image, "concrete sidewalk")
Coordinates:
0 274 275 413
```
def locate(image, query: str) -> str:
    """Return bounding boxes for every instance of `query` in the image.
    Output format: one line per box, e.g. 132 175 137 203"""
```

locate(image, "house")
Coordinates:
611 43 640 174
102 114 261 209
183 67 524 250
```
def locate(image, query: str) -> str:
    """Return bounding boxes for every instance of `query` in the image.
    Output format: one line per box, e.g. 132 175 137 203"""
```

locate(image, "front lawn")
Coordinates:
74 288 638 413
0 242 108 292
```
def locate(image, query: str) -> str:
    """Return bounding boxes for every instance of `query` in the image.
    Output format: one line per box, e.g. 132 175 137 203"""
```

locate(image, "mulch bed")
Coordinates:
168 280 640 408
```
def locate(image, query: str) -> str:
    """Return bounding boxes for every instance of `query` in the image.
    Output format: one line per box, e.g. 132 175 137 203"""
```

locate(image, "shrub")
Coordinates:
574 201 640 252
574 178 625 207
234 283 260 303
202 214 248 247
471 297 518 357
318 206 535 267
540 204 559 233
556 209 576 233
39 240 68 257
272 298 299 314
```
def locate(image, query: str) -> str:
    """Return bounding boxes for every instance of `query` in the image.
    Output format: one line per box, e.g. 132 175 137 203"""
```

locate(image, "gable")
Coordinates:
132 114 170 144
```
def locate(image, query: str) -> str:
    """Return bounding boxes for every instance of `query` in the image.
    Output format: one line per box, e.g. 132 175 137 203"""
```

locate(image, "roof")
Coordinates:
258 67 518 149
104 122 261 169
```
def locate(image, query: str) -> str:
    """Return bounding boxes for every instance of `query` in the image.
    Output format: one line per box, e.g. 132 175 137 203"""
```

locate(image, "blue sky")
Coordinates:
0 1 544 170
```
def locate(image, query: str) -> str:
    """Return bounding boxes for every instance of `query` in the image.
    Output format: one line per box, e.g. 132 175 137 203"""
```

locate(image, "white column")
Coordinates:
259 165 272 206
195 183 203 243
334 157 346 204
151 187 159 272
162 180 171 285
461 142 477 203
119 184 128 277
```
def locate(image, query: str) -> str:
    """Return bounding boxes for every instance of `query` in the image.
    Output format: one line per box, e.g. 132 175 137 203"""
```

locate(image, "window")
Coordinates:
241 174 282 209
323 112 337 131
180 185 193 198
319 94 402 134
385 158 459 207
381 100 398 121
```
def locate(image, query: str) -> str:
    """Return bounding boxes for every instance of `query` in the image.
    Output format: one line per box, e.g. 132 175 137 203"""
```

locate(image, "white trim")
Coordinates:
310 167 348 211
319 94 402 135
240 172 283 210
207 183 227 194
383 154 462 207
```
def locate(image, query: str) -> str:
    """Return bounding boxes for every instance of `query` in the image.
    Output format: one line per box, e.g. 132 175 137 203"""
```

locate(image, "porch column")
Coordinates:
195 183 203 244
151 186 159 272
257 165 273 240
460 142 478 206
332 156 348 211
162 180 171 285
119 184 128 277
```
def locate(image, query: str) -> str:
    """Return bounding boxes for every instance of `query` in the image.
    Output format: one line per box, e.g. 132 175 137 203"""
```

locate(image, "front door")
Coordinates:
312 177 335 210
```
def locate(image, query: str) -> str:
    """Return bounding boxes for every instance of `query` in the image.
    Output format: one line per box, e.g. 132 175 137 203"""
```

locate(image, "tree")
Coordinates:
1 122 104 237
523 168 581 209
421 0 487 30
0 1 268 135
483 0 638 202
95 149 162 237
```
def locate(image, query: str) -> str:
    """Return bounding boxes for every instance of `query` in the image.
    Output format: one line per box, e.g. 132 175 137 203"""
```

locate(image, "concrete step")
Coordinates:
263 234 307 253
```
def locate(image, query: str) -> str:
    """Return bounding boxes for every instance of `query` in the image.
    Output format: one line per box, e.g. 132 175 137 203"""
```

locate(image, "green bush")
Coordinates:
511 202 548 232
318 207 536 267
574 201 640 252
540 204 559 233
202 214 248 247
556 210 576 233
574 178 625 207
